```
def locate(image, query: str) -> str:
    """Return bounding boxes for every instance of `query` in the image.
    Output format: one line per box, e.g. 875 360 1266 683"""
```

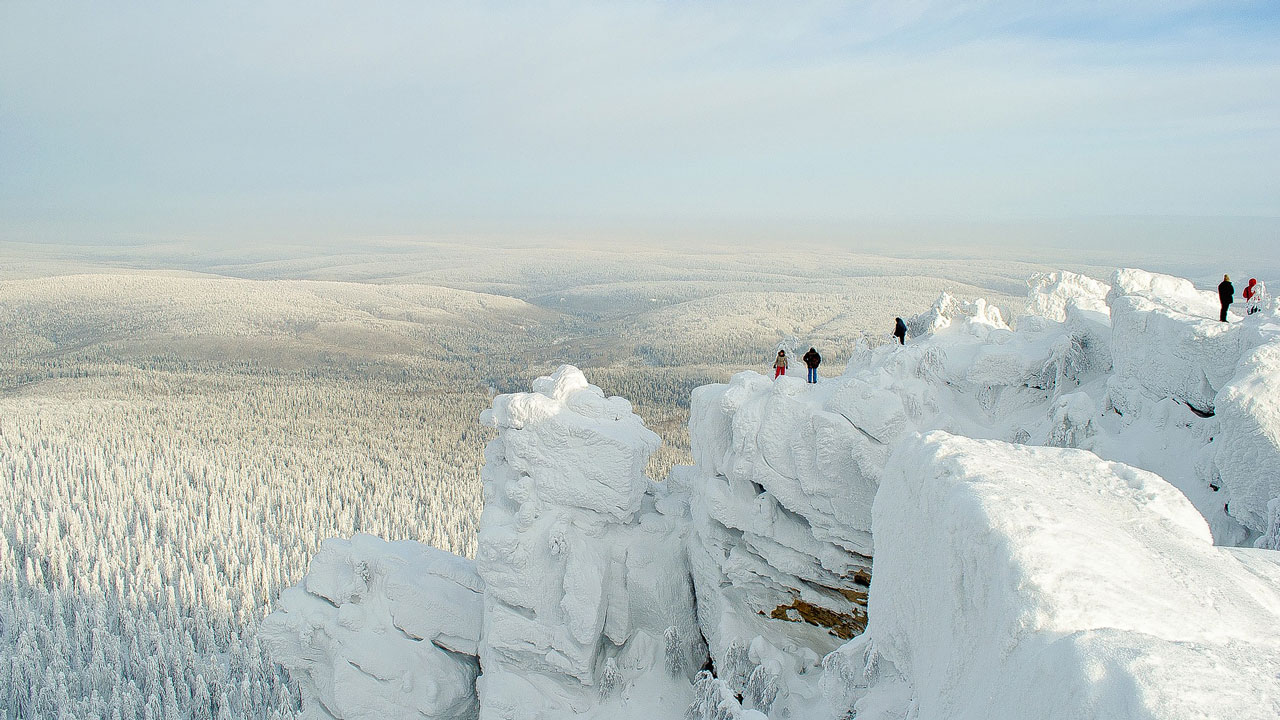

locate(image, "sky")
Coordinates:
1 1 1278 254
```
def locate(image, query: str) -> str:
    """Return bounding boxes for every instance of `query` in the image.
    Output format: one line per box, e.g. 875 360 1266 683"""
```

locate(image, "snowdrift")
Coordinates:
266 268 1280 720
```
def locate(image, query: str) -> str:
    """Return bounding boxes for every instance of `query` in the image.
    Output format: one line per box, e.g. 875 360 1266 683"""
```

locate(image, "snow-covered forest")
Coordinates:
0 242 1052 719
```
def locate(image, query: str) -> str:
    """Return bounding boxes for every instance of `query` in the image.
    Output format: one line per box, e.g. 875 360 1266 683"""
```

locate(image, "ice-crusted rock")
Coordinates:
843 432 1280 720
1022 270 1111 323
682 276 1125 715
1212 317 1280 537
476 365 704 720
1260 499 1280 550
1099 269 1280 539
905 291 1007 339
261 534 483 720
686 370 894 715
1107 268 1246 416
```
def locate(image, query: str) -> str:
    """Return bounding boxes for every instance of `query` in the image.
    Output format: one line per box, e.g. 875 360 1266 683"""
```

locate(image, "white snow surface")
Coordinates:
260 534 483 720
853 432 1280 720
268 267 1280 719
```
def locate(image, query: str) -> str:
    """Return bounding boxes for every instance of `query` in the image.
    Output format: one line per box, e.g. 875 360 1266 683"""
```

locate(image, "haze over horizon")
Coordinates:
1 1 1277 262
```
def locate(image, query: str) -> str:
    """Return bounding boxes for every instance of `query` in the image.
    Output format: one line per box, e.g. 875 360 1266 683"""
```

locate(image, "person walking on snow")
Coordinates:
893 317 908 345
1218 274 1234 322
773 350 788 378
1244 278 1267 315
802 347 821 384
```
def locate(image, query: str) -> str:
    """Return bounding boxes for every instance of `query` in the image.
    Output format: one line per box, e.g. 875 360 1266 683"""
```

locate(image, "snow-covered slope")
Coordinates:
266 267 1280 720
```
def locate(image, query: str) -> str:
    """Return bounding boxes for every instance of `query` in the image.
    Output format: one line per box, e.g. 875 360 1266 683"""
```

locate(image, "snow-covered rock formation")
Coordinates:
474 365 704 719
266 267 1280 720
261 534 483 720
1022 270 1111 322
683 370 902 714
826 432 1280 720
1107 269 1246 416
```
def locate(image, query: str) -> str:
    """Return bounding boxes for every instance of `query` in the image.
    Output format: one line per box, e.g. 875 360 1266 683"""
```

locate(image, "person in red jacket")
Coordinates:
1244 278 1267 315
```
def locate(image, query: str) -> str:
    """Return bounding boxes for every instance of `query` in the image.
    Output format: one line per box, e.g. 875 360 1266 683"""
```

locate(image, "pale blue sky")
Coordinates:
1 1 1277 250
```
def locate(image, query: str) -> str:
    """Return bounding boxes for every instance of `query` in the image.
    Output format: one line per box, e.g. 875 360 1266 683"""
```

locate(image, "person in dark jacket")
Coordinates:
893 317 907 345
1218 274 1234 322
802 347 820 383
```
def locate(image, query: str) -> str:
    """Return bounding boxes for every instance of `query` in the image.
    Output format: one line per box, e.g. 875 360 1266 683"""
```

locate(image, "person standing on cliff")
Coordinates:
1218 274 1234 322
773 350 788 379
802 347 821 384
893 317 908 345
1244 278 1267 315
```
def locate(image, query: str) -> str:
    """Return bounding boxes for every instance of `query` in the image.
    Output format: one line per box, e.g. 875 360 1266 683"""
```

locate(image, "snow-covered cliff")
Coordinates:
828 432 1280 720
473 366 704 719
264 268 1280 720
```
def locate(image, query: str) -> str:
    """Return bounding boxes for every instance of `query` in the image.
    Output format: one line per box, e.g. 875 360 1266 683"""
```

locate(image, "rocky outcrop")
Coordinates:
264 268 1280 720
475 365 704 719
685 371 900 713
1212 322 1280 538
1106 268 1245 416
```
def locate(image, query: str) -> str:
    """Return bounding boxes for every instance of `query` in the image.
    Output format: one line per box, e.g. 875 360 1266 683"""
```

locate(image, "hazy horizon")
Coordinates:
3 1 1278 260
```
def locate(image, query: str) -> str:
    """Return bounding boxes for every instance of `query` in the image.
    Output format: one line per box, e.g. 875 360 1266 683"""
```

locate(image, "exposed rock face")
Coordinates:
260 534 483 720
475 365 704 719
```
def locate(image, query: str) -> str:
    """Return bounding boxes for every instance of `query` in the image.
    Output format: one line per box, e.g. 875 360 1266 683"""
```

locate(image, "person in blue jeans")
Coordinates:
802 347 821 383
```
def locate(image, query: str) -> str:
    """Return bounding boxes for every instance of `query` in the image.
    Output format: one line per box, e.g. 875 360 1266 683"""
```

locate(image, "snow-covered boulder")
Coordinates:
841 432 1280 720
476 365 704 720
1107 268 1245 416
261 534 483 720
